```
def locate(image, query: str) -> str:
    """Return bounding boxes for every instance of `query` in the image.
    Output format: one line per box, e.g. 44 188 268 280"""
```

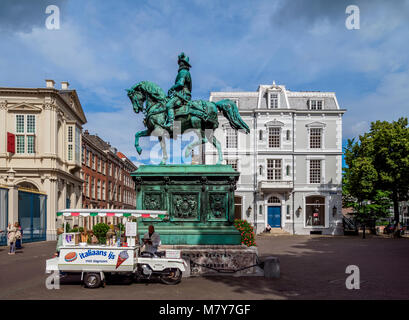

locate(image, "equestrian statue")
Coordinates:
127 52 250 165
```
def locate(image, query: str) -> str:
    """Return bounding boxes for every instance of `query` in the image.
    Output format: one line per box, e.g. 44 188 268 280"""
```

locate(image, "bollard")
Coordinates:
262 256 280 278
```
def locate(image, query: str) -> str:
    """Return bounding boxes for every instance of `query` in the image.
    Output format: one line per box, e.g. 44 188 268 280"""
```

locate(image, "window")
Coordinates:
102 181 105 201
82 147 85 164
268 196 280 204
259 130 263 141
86 150 90 167
310 100 323 110
269 93 278 108
226 128 237 148
286 165 290 176
84 174 88 196
267 159 282 180
310 128 322 149
306 196 325 226
91 177 95 199
75 127 80 162
286 205 291 220
268 127 280 148
234 196 242 220
67 126 74 161
16 115 36 154
310 160 321 184
97 180 101 200
92 155 96 170
286 130 291 141
68 145 73 161
226 159 238 171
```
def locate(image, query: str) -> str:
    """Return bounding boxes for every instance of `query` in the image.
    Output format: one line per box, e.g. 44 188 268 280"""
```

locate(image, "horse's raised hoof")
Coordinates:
136 146 142 155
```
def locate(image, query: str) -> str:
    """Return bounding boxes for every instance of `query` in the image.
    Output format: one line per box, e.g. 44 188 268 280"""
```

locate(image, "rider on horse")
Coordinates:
163 52 192 131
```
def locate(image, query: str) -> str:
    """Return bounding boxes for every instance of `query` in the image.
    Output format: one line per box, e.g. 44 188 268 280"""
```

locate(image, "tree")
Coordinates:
344 118 409 224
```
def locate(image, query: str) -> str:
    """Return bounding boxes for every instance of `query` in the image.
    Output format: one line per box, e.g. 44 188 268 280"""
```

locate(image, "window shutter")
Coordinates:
7 132 15 153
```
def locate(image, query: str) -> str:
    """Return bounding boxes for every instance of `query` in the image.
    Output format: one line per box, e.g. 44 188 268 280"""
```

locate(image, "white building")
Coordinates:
205 82 346 235
0 80 86 243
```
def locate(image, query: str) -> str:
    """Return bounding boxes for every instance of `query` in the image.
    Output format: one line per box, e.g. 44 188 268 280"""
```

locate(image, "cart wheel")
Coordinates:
160 268 182 285
84 272 102 289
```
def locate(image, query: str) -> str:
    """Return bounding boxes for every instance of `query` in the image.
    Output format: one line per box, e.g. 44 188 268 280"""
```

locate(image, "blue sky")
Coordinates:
1 0 408 166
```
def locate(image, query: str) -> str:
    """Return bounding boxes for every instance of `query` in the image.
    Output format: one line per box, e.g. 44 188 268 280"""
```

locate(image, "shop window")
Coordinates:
306 196 325 227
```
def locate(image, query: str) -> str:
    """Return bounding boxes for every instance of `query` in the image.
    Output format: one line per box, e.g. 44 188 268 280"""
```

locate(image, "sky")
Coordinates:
1 0 409 166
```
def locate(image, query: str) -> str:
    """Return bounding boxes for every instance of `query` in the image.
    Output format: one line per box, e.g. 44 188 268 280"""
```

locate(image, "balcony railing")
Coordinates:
258 180 293 190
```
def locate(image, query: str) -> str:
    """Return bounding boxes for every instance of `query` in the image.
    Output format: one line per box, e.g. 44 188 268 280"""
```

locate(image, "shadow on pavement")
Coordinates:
202 235 409 299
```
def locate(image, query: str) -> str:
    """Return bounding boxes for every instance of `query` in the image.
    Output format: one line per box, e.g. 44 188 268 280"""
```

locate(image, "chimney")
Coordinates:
84 129 89 135
61 81 70 90
45 79 55 88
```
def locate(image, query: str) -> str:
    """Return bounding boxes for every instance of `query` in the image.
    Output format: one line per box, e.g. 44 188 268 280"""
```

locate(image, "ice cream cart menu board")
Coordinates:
59 248 134 269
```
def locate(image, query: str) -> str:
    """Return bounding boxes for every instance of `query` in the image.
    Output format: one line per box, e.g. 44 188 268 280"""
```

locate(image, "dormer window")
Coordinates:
309 100 323 110
268 92 279 109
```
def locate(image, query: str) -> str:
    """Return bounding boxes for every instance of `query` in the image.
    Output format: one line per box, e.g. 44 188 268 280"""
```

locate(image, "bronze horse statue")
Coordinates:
127 81 249 165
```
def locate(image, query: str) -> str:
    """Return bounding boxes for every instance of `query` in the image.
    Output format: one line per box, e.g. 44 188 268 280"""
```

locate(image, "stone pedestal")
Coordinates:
131 165 241 245
161 244 258 276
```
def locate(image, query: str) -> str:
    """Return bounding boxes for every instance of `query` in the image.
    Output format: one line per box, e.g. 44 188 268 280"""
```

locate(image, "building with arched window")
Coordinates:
205 81 345 235
0 80 86 242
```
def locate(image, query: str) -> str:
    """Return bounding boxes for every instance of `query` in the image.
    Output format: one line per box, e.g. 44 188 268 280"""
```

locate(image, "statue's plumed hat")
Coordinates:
178 52 191 68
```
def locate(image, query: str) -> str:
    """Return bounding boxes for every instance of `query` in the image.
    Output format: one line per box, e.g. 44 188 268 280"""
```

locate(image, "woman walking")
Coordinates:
7 223 17 255
15 222 22 250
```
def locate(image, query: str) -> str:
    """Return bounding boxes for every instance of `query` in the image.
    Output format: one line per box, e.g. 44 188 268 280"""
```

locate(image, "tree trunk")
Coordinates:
392 192 400 224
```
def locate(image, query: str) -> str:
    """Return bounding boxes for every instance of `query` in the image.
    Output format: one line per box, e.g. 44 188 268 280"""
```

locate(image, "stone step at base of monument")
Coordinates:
160 244 261 277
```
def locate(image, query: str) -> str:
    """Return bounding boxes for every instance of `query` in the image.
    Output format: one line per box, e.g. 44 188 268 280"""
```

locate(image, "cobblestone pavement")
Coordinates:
0 235 408 300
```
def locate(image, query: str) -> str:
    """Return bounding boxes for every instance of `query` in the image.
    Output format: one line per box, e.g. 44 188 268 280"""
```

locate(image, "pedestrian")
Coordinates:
54 227 64 257
7 223 17 255
15 222 22 250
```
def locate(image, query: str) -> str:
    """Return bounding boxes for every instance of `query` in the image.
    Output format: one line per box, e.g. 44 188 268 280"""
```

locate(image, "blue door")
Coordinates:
18 191 47 243
268 206 281 228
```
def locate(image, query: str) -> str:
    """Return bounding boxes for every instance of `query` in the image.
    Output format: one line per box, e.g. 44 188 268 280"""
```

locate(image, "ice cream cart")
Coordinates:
46 209 187 288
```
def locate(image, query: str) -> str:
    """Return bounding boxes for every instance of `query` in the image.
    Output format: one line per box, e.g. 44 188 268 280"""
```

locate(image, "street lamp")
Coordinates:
296 205 302 218
246 206 252 217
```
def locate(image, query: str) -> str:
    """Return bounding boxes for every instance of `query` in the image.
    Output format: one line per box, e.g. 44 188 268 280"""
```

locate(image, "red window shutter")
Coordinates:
7 132 15 153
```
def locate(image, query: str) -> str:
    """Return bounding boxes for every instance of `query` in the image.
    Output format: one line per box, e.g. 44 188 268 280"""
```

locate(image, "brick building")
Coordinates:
81 130 137 226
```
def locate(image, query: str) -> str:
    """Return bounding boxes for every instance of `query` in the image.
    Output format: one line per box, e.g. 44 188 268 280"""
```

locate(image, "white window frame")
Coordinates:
309 99 324 110
307 158 325 184
225 127 238 149
267 159 282 181
303 194 329 228
306 122 326 150
268 91 280 109
15 114 36 154
310 128 322 149
268 127 281 148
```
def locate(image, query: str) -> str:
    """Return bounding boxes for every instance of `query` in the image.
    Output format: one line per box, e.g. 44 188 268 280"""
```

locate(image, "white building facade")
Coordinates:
205 82 346 235
0 80 86 243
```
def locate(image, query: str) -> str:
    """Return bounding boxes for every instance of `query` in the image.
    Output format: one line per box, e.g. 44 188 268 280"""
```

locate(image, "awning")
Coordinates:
56 209 168 219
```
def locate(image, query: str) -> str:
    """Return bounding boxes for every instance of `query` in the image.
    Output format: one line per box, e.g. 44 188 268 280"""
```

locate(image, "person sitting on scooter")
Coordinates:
142 225 161 255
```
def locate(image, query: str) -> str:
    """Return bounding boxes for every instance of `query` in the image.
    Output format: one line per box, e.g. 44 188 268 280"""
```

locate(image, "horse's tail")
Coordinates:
215 99 250 134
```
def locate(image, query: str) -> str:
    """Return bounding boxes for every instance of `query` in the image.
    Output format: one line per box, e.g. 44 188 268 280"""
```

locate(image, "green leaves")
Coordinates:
343 117 409 223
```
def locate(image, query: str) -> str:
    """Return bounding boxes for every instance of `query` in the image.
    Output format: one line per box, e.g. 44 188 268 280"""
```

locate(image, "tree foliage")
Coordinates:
343 118 409 223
